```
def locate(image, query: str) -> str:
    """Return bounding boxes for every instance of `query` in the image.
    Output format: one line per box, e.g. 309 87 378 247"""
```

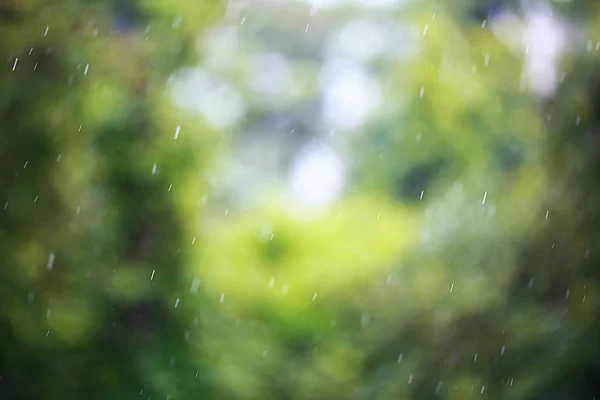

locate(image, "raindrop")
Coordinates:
450 282 454 293
174 125 181 139
312 293 318 301
423 24 428 36
12 58 18 71
47 252 55 270
436 381 443 394
191 237 196 244
84 63 89 75
269 277 275 288
484 54 490 67
190 278 200 293
482 191 488 205
482 20 487 28
397 352 403 363
152 164 157 175
44 26 49 36
419 87 425 98
174 298 180 308
150 270 155 280
220 293 225 303
408 374 414 384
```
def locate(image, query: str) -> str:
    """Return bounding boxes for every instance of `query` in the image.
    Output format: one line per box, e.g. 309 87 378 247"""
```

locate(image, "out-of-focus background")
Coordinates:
2 0 600 398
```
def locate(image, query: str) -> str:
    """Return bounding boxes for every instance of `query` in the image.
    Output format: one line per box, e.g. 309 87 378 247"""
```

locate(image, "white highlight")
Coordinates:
289 142 345 208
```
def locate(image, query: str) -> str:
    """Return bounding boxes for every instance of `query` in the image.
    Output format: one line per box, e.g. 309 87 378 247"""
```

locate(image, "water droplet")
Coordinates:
174 298 180 308
174 125 181 139
220 293 225 303
47 252 55 270
12 58 18 71
436 381 443 394
190 278 200 293
150 269 155 280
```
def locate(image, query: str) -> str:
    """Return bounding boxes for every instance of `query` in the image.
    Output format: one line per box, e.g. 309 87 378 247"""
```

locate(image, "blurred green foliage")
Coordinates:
2 0 600 399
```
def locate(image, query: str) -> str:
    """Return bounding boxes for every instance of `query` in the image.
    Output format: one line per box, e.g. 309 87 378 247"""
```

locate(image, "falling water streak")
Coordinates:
174 298 180 308
150 270 155 280
12 58 18 71
450 283 454 293
174 125 181 139
220 293 225 303
482 191 487 205
84 63 89 75
47 252 56 270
